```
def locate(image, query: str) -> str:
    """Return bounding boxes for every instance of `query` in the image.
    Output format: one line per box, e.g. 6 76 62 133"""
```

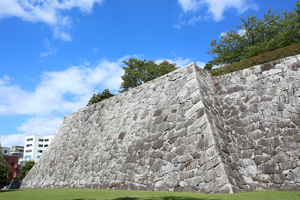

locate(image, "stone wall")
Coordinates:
213 54 300 191
21 54 300 193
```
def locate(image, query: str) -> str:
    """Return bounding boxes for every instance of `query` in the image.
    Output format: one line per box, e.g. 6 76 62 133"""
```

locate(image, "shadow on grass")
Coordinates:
0 189 20 193
73 199 97 200
72 197 221 200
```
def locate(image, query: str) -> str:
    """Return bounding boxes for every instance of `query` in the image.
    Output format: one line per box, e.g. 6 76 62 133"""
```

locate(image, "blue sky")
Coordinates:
0 0 297 147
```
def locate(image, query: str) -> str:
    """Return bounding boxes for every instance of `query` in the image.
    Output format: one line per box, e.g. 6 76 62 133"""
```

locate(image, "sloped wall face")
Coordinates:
213 55 300 191
21 63 233 193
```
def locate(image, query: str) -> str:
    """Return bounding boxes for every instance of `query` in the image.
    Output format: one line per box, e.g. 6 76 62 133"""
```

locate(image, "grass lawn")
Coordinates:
1 189 300 200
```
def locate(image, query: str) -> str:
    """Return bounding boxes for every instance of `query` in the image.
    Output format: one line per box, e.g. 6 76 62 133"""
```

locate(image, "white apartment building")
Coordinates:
23 135 55 162
1 147 11 155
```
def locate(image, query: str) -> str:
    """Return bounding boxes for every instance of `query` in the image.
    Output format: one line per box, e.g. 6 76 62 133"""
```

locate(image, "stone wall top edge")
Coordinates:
212 53 300 80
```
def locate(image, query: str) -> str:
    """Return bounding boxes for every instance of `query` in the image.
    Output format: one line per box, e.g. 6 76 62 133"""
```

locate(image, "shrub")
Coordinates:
87 89 114 106
209 43 300 77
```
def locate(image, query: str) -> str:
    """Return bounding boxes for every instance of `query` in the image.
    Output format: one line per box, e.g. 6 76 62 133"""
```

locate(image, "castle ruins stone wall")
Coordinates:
21 54 300 193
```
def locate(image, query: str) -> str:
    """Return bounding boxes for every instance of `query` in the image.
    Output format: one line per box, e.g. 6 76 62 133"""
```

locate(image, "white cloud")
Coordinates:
178 0 203 12
0 0 104 41
220 32 227 37
156 57 206 68
0 75 11 85
40 49 57 57
0 55 141 116
188 15 202 25
80 58 91 66
93 48 99 54
196 61 206 68
0 134 26 147
53 26 72 41
17 116 63 136
238 29 246 36
220 29 246 38
156 57 191 67
40 39 57 57
178 0 258 24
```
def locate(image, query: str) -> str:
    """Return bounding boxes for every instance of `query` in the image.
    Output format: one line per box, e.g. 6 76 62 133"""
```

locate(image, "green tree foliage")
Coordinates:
87 89 114 106
18 160 35 180
0 145 9 187
205 1 300 70
119 58 178 92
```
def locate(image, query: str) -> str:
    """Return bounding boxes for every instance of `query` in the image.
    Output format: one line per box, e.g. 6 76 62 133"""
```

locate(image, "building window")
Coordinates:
27 138 33 141
26 144 32 147
25 156 31 159
3 158 9 163
25 150 32 153
11 162 14 166
44 144 48 147
37 150 43 153
4 150 7 153
38 144 43 147
39 139 44 142
45 139 49 142
9 172 13 177
37 156 41 158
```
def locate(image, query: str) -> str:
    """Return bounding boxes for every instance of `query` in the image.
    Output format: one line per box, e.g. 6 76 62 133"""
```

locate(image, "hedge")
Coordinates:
209 43 300 77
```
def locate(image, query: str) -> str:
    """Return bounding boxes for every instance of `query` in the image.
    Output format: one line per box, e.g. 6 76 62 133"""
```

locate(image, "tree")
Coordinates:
87 89 114 106
18 160 35 180
0 145 9 187
119 58 178 92
205 1 300 70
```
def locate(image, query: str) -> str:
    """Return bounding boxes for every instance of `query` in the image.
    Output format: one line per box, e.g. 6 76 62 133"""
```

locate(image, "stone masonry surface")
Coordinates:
21 54 300 193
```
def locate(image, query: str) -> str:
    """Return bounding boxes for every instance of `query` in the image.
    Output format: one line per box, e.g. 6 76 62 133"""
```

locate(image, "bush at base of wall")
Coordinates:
209 43 300 77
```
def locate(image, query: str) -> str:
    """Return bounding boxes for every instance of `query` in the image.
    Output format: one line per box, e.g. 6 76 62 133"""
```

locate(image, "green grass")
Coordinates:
1 189 300 200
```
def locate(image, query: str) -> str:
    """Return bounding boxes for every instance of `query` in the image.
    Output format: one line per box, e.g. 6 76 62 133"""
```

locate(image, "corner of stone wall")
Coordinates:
189 63 246 193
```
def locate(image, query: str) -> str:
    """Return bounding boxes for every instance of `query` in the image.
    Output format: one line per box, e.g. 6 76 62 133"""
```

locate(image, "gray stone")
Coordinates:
204 170 217 182
271 174 285 184
254 174 269 183
167 172 180 188
151 160 164 172
264 163 276 174
273 152 289 163
254 155 271 165
287 167 300 182
152 139 164 150
242 141 254 150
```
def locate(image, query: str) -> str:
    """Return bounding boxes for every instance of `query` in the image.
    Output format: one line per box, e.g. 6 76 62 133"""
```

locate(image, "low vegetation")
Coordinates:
209 42 300 76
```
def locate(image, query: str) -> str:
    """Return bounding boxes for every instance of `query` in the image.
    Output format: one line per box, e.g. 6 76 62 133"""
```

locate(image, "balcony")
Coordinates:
14 164 21 169
12 171 20 179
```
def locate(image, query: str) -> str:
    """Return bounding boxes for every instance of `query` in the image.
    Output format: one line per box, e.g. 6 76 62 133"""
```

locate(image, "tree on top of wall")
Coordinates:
205 1 300 70
119 58 178 92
